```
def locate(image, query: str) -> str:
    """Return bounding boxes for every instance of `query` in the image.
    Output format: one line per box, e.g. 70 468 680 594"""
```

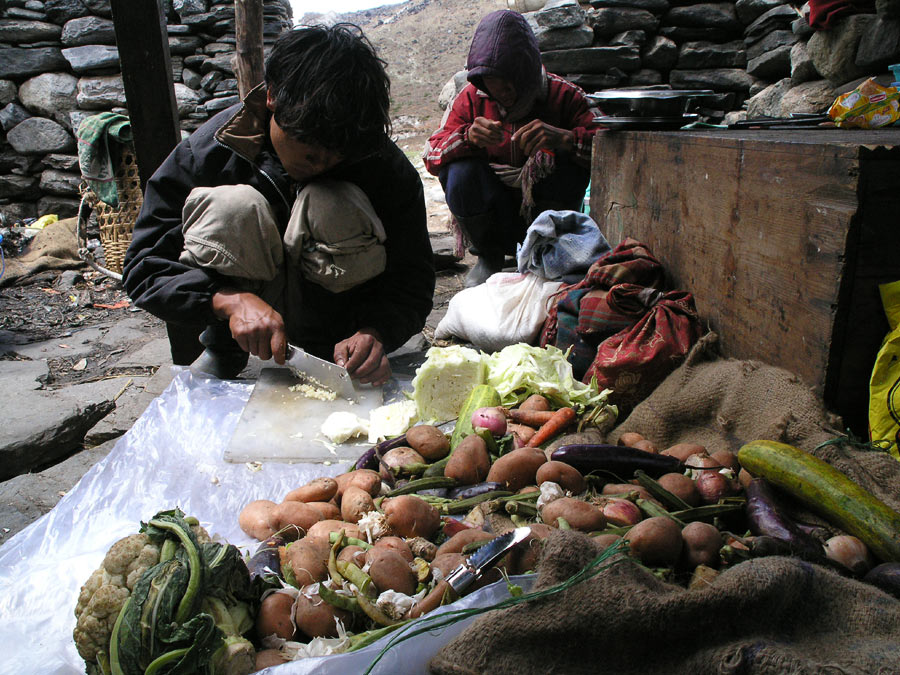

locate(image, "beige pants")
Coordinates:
179 180 387 316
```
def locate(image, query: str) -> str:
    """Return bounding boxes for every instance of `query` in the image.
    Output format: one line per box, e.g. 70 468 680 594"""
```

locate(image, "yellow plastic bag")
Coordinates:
869 280 900 460
829 78 900 129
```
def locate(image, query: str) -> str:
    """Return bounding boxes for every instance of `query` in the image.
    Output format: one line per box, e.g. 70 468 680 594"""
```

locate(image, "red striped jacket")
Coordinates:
423 73 602 175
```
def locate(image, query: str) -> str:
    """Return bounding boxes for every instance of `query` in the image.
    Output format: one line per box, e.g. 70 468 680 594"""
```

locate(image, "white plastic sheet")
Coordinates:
0 369 530 674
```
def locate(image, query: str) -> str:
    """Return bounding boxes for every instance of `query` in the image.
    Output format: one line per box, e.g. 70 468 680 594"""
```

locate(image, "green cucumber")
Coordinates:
738 440 900 562
449 384 501 450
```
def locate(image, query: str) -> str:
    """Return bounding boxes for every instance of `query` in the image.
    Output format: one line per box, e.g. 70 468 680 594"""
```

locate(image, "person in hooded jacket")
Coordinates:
122 24 435 383
424 9 602 287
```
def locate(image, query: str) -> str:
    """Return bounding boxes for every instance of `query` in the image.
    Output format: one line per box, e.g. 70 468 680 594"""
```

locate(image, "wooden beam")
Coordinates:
109 0 181 191
235 0 265 99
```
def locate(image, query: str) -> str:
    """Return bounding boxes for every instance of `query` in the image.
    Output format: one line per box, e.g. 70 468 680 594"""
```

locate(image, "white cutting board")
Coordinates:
224 367 383 464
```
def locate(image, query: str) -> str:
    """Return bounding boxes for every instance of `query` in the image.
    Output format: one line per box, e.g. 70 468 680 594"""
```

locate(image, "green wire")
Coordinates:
362 540 628 674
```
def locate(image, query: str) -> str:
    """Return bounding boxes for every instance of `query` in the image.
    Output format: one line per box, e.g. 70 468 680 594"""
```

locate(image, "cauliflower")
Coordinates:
73 534 160 662
73 521 214 667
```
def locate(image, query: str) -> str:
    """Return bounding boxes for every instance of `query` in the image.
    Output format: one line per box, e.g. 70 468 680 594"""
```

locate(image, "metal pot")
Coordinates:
587 89 716 118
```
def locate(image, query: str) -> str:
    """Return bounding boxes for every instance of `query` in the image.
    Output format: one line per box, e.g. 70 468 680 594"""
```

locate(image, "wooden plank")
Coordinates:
590 129 900 432
109 0 180 190
235 0 265 99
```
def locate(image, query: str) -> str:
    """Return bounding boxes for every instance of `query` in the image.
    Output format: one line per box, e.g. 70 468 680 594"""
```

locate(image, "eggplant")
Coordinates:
864 563 900 599
247 535 283 583
448 481 506 500
745 478 824 561
353 433 410 471
550 444 682 479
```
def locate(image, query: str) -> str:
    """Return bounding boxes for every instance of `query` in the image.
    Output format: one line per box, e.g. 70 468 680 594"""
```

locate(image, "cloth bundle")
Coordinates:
76 112 133 208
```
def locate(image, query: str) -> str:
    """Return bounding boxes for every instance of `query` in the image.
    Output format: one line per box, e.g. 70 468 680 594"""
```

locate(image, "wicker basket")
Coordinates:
78 146 143 279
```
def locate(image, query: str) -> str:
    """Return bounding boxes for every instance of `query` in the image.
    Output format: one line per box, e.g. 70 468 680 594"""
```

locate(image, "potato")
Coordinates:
254 648 288 670
618 431 645 447
366 548 417 595
267 501 323 540
304 519 361 545
695 471 737 504
680 521 723 569
535 461 585 494
294 585 351 639
710 449 740 472
593 533 623 553
657 472 701 507
504 523 553 575
284 477 338 503
518 485 540 494
624 516 683 567
519 394 550 412
383 495 441 538
255 590 295 640
444 434 491 485
340 485 376 524
337 544 367 567
661 442 707 462
435 528 495 557
306 501 341 521
406 424 450 461
239 499 277 541
430 552 465 579
487 447 546 492
373 535 414 562
381 446 426 475
335 469 382 499
632 439 658 454
541 497 606 531
507 423 537 447
284 537 330 587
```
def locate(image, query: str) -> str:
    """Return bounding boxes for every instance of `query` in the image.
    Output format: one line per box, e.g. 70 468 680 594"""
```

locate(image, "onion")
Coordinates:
471 406 507 436
823 535 872 575
695 471 733 504
601 498 643 527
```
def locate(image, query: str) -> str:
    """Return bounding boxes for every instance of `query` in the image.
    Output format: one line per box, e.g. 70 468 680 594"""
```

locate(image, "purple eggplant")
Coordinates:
448 481 506 500
353 433 410 471
864 563 900 599
247 535 283 582
745 478 824 561
550 444 682 479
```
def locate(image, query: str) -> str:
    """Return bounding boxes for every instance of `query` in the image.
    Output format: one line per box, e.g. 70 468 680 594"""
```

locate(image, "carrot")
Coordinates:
526 407 577 448
503 407 556 427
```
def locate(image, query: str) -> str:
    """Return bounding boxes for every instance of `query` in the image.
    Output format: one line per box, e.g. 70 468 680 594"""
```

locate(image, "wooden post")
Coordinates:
109 0 180 190
235 0 265 99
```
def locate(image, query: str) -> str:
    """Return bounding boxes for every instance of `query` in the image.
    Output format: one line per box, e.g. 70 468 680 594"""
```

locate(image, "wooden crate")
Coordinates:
590 128 900 434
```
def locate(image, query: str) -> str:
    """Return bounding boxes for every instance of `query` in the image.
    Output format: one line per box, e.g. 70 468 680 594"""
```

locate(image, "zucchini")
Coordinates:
737 440 900 562
448 384 501 450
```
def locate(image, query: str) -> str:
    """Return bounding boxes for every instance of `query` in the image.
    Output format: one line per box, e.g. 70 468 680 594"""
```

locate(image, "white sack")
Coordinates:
435 272 563 352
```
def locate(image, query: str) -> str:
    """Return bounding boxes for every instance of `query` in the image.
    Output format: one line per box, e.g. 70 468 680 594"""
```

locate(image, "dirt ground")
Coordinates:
0 128 467 386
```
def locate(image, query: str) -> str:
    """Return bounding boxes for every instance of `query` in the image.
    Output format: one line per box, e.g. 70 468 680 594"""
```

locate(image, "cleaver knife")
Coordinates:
284 343 357 401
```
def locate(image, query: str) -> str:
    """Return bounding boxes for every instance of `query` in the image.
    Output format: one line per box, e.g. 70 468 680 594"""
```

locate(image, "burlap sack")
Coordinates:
429 332 900 674
429 531 900 675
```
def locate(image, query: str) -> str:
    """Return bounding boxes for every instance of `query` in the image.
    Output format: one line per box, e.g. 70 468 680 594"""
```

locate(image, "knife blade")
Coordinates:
445 526 532 595
284 343 357 401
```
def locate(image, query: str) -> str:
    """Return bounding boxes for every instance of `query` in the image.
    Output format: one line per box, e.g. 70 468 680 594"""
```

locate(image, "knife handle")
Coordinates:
408 580 457 619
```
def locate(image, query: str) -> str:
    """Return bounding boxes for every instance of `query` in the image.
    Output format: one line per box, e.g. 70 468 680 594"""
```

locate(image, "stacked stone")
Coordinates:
521 0 900 124
0 0 292 224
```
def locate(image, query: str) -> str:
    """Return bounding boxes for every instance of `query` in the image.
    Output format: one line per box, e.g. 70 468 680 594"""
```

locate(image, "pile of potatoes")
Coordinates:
239 406 758 670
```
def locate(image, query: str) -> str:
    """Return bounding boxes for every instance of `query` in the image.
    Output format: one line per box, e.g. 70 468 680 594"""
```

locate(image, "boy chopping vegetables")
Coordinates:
123 24 435 385
424 9 602 287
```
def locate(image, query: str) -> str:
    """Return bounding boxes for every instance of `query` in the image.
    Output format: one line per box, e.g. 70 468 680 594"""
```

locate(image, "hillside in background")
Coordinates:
301 0 506 137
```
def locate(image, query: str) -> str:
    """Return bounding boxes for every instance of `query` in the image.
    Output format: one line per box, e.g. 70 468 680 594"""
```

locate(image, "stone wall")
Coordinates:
527 0 900 123
0 0 293 225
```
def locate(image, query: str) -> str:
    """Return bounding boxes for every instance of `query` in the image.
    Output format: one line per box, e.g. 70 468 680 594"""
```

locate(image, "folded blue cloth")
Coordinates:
516 210 611 281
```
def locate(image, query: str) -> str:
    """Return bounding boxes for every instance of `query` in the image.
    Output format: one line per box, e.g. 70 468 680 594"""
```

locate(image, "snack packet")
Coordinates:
828 78 900 129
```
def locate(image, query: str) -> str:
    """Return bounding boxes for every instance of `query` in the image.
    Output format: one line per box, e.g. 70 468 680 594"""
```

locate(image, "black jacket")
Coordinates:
122 88 435 356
